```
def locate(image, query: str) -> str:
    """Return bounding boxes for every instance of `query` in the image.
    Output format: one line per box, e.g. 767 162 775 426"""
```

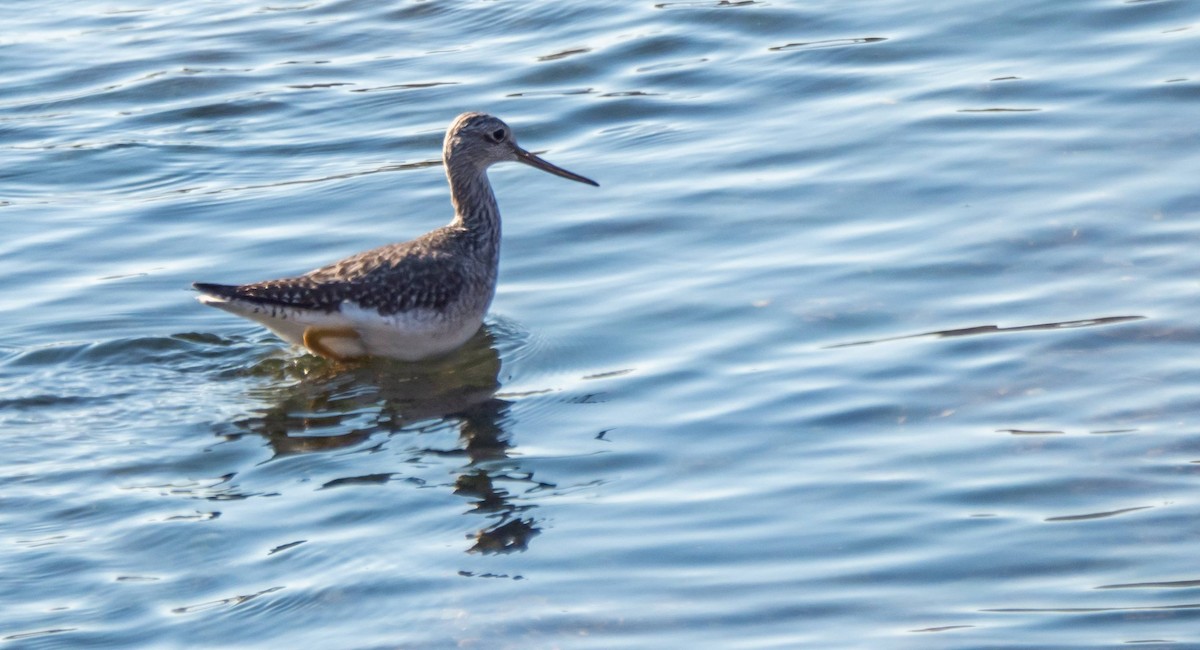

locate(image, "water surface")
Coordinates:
3 0 1200 647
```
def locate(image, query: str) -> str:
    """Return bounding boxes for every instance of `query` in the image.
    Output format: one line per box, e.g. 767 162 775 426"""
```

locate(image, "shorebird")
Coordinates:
193 112 598 362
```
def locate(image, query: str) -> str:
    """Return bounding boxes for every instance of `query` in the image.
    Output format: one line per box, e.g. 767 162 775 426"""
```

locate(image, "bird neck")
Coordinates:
446 161 502 254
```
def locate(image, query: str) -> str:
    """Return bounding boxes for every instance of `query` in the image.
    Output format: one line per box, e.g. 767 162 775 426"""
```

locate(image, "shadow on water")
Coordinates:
222 328 544 554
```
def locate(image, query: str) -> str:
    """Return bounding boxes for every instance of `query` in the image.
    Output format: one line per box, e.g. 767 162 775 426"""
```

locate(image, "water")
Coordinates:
3 0 1199 647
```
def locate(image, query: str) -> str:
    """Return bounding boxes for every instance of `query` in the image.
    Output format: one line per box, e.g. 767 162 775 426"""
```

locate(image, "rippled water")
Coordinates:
4 0 1200 647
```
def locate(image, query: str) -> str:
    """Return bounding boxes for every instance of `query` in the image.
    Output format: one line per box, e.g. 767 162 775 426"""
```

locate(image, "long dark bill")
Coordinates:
515 147 599 187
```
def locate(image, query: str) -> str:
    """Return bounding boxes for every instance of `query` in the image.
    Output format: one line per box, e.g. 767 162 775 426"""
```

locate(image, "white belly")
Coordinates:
198 295 486 361
341 303 484 361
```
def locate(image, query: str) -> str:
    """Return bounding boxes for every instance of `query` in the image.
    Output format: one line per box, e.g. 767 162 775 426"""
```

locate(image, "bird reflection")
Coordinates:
227 328 543 554
451 403 550 554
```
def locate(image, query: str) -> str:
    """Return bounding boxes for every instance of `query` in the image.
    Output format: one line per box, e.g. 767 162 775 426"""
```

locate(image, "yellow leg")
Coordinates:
303 327 367 362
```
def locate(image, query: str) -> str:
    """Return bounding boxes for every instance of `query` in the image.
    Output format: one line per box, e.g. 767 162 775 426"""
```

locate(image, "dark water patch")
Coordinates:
267 540 307 555
1100 579 1200 590
827 315 1146 348
655 0 763 8
133 97 290 126
600 90 663 98
983 603 1200 613
458 570 525 580
348 81 459 93
3 628 78 641
999 428 1066 436
286 82 355 89
1045 505 1153 522
160 511 220 522
957 107 1042 113
581 368 634 381
319 473 395 489
769 37 887 51
506 87 596 98
12 534 86 549
635 58 710 73
171 585 285 615
0 393 100 410
538 48 592 62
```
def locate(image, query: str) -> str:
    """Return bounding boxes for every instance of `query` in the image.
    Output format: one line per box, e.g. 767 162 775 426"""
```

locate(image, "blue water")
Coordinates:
3 0 1200 647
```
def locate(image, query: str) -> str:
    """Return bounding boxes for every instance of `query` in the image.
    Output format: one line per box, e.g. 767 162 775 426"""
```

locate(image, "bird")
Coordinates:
193 112 598 362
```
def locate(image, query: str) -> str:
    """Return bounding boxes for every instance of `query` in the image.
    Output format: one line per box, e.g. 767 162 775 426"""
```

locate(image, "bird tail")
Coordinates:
192 282 241 301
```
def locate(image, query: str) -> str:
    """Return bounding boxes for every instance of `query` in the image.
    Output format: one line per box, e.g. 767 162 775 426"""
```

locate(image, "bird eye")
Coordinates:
490 128 506 142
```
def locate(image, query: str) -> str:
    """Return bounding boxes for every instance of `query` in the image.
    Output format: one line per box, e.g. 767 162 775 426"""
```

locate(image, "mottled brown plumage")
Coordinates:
193 112 597 361
195 228 475 315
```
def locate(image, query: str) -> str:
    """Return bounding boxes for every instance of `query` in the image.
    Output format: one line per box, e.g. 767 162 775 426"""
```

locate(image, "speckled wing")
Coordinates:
194 240 468 316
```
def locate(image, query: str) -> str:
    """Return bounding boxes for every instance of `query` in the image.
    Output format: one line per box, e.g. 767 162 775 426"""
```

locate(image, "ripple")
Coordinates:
983 603 1200 613
655 0 763 7
506 87 595 98
318 473 395 490
3 628 78 642
286 82 355 90
537 48 592 62
910 624 976 633
769 37 887 51
599 90 663 98
826 315 1146 348
172 586 285 615
267 540 307 555
347 81 459 93
1099 578 1200 590
957 107 1043 113
161 159 440 200
998 428 1066 435
1045 505 1153 522
635 57 710 73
